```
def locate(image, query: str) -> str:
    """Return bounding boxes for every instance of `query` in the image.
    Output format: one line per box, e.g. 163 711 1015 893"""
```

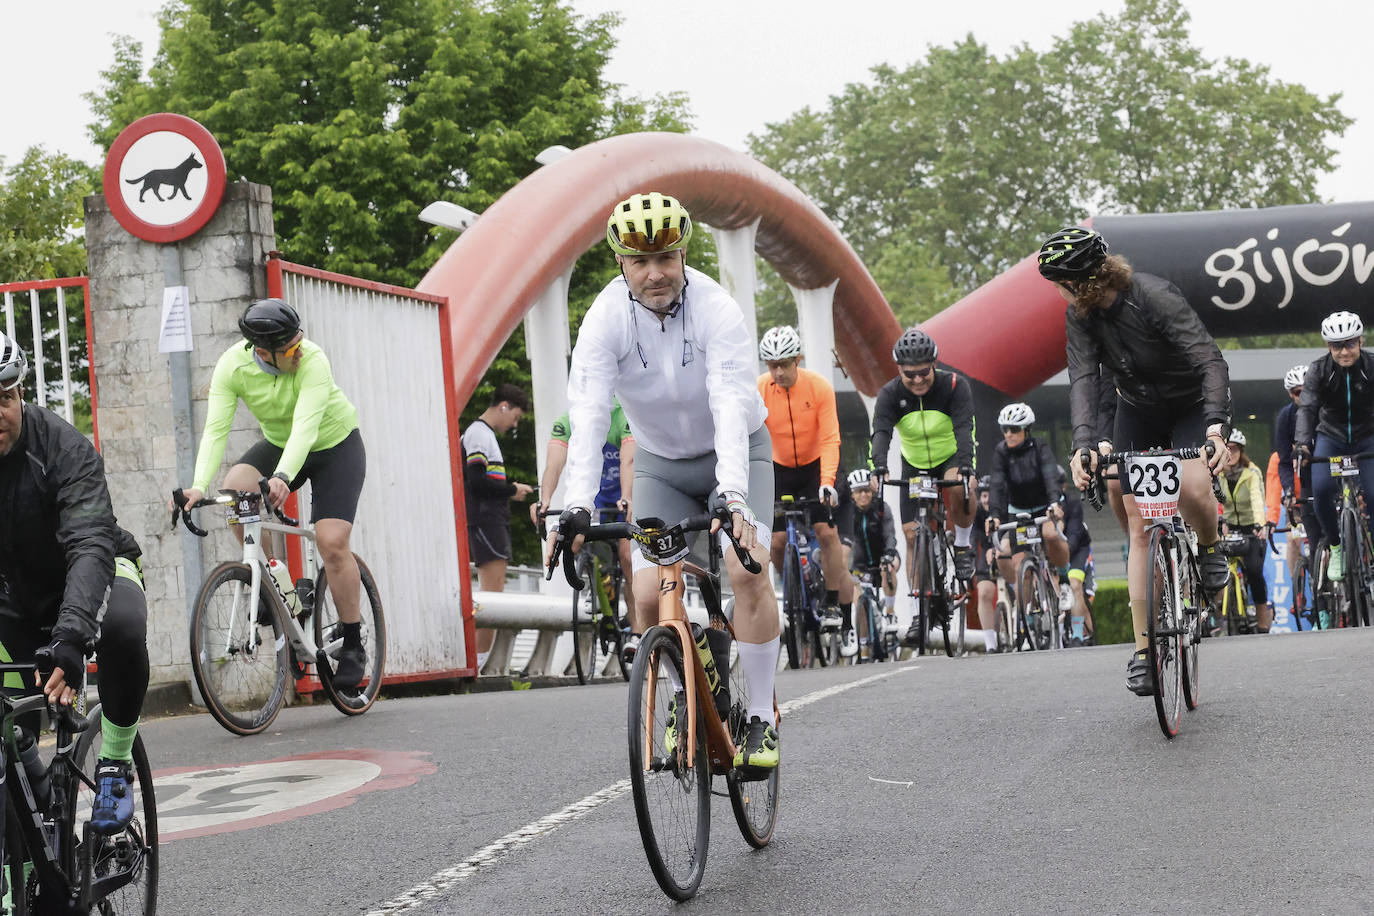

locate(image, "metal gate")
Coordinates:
0 277 97 441
267 256 473 681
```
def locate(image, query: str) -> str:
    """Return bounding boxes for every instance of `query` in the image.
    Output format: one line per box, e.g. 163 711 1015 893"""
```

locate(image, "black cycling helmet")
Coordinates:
892 327 937 365
239 298 301 350
1037 226 1109 282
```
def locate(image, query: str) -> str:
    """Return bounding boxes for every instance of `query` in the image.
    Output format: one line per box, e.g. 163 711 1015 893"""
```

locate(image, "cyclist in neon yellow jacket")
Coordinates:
177 299 369 689
1219 429 1272 632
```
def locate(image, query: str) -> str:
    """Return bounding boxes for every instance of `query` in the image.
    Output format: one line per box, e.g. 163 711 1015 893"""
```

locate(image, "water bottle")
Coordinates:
15 727 50 810
704 626 732 717
691 624 727 716
267 559 301 617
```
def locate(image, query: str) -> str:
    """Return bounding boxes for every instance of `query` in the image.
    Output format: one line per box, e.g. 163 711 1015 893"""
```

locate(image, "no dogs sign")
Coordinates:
102 113 227 243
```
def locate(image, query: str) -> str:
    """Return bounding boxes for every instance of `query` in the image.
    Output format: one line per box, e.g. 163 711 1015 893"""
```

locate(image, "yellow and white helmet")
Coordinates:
606 192 693 256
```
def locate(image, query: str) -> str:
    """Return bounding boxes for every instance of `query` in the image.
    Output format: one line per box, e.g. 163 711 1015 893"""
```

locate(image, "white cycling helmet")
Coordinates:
1320 311 1364 342
0 335 27 391
847 468 872 489
1283 364 1308 392
759 325 803 361
1228 428 1246 447
997 402 1035 427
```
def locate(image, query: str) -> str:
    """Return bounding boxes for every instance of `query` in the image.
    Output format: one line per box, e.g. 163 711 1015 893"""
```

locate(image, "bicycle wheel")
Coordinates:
608 569 630 681
315 554 388 716
1224 568 1248 636
910 530 933 657
782 549 803 670
72 719 158 915
1341 509 1368 627
725 635 779 848
190 561 289 736
627 626 710 901
1180 546 1202 711
1144 527 1182 738
1015 559 1044 652
571 553 597 684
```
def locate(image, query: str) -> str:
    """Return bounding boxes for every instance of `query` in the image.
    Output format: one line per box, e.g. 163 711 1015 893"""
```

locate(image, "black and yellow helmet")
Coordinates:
1037 226 1108 282
606 192 693 256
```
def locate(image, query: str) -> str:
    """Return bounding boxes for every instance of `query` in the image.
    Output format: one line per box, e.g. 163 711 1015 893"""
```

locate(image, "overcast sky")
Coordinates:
3 0 1369 205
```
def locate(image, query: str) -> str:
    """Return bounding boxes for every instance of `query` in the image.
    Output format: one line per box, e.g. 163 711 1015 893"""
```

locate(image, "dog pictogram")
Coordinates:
126 153 203 202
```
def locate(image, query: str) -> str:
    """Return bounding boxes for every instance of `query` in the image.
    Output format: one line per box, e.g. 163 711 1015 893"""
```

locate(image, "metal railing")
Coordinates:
0 278 96 440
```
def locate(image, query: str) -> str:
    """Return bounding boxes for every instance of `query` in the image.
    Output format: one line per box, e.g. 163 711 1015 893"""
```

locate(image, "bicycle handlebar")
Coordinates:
1305 452 1374 463
170 477 299 538
1083 444 1221 512
881 474 972 512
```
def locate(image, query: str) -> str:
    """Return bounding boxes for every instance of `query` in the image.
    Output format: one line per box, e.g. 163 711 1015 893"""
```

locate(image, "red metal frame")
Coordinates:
0 277 98 449
267 254 476 686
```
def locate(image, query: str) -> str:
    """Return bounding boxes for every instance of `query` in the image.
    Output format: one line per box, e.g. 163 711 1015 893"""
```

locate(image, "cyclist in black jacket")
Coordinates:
1040 226 1229 697
836 469 900 652
1294 311 1374 581
0 335 147 835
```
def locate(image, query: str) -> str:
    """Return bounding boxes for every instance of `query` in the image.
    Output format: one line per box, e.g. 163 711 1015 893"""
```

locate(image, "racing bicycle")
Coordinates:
884 476 969 658
538 507 631 684
775 496 833 668
1305 454 1374 628
853 563 900 663
997 513 1065 651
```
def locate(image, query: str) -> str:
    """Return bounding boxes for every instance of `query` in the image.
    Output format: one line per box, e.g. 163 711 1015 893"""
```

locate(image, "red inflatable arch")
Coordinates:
417 132 903 404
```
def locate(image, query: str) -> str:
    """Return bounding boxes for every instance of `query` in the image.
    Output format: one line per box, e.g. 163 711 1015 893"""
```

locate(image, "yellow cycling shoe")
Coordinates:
733 716 779 769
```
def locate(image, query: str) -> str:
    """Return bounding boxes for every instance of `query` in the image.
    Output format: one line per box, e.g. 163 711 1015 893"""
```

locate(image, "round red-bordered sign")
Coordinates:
102 113 227 244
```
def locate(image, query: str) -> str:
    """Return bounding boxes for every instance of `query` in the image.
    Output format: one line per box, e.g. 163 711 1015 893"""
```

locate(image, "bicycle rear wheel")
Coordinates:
72 720 158 915
315 554 387 715
571 553 597 684
627 627 710 900
726 636 778 848
1145 527 1182 738
782 549 803 670
190 561 289 736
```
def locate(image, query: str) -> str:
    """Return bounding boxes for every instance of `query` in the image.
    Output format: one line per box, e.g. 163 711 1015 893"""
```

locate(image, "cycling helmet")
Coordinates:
239 298 302 350
997 403 1035 427
1228 429 1246 447
892 327 937 365
606 192 693 256
1283 364 1308 392
847 468 872 489
1320 311 1364 342
0 334 27 391
1037 226 1109 282
759 325 803 361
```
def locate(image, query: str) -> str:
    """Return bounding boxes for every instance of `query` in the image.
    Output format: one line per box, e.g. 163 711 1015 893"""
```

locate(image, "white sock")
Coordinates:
984 629 998 652
736 637 780 723
476 650 490 671
954 525 972 548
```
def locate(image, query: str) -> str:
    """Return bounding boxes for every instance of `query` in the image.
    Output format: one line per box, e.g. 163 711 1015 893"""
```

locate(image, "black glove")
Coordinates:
881 548 899 565
1294 444 1312 462
44 640 84 682
556 507 591 541
959 466 973 480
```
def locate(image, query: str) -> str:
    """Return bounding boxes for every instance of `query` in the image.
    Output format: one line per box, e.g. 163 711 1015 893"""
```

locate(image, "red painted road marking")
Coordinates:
154 749 435 841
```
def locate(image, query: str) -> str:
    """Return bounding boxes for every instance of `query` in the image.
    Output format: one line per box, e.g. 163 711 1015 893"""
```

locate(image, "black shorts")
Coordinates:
898 456 958 525
238 428 366 524
1112 396 1208 453
468 522 512 566
1070 541 1092 571
772 459 832 533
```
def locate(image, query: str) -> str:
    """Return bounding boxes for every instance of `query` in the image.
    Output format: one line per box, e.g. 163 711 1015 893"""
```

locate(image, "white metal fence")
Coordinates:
0 278 94 434
271 259 467 680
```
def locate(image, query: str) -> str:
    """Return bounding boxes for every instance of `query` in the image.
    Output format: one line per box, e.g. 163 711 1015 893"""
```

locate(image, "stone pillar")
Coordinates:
83 181 276 686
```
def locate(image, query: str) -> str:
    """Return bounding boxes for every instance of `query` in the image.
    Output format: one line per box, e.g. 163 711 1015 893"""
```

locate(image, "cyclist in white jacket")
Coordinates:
549 192 779 770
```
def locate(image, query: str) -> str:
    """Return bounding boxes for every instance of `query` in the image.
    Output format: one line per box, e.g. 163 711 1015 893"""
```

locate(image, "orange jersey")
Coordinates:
759 367 840 485
1265 450 1302 525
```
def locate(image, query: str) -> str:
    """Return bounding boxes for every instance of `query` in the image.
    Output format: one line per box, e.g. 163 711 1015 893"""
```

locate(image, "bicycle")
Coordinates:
1088 445 1219 738
547 503 778 900
539 508 631 684
1305 453 1374 628
982 544 1017 653
172 481 387 736
884 476 969 658
996 513 1065 651
853 563 900 663
775 496 832 669
0 651 157 914
1209 533 1258 636
1269 519 1325 630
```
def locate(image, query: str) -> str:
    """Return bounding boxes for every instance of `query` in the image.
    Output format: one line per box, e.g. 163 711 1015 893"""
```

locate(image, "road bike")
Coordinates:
884 476 969 658
0 653 156 914
996 513 1065 651
853 563 900 663
775 496 832 669
539 508 631 684
1088 445 1218 738
1270 519 1325 630
1208 533 1259 636
547 503 778 900
1305 454 1374 628
173 481 387 736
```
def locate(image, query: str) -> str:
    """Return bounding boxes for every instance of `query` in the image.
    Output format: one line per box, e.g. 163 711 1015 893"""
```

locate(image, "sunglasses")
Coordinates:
1001 425 1026 434
901 367 933 380
766 359 798 370
1329 338 1361 351
276 339 303 359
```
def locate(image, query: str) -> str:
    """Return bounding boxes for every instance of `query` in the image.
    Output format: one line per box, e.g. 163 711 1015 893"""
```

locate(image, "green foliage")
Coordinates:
1091 579 1131 645
748 0 1351 323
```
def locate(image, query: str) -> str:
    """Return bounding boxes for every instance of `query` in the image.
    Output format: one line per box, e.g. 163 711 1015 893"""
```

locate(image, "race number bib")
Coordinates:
1330 456 1361 478
632 526 690 565
232 494 262 524
907 476 939 499
1125 455 1182 520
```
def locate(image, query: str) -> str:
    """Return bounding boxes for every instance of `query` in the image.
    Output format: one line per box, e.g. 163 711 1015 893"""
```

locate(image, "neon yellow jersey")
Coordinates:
192 339 358 491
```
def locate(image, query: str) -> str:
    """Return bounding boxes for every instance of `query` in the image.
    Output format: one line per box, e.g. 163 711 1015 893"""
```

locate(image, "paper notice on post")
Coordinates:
158 285 193 353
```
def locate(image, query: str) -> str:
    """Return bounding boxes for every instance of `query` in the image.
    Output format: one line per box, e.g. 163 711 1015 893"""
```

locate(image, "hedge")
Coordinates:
1092 578 1132 645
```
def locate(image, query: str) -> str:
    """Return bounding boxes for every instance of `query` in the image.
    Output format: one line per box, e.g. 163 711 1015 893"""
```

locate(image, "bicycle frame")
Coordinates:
232 507 334 669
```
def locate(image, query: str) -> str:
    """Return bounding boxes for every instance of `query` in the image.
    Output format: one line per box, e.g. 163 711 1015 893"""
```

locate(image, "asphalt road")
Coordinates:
146 628 1374 915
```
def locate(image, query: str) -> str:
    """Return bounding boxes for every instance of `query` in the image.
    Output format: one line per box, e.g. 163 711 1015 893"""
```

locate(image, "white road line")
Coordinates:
364 665 913 914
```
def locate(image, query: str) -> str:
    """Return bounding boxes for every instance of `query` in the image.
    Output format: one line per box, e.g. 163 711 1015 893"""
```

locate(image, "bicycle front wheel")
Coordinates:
571 553 597 685
190 561 289 735
726 636 779 848
1341 509 1369 627
1145 527 1182 738
1015 559 1044 653
1180 545 1202 711
628 627 710 900
910 530 933 657
315 554 388 716
73 722 158 915
782 549 803 670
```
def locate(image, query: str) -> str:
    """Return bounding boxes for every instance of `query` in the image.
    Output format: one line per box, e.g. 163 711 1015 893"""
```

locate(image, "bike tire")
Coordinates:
4 805 28 916
782 549 803 670
1145 527 1183 739
190 561 289 736
1180 544 1202 711
607 567 630 681
1015 559 1043 652
315 554 388 715
72 718 158 915
1342 510 1368 627
811 622 832 668
910 529 933 657
571 553 596 684
725 634 778 848
627 626 710 900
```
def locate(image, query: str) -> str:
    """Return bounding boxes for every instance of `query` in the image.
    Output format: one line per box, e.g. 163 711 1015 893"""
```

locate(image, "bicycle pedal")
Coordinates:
733 763 773 783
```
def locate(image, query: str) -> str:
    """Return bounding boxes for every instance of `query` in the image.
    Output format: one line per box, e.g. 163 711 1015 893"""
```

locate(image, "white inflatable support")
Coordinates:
473 590 569 677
